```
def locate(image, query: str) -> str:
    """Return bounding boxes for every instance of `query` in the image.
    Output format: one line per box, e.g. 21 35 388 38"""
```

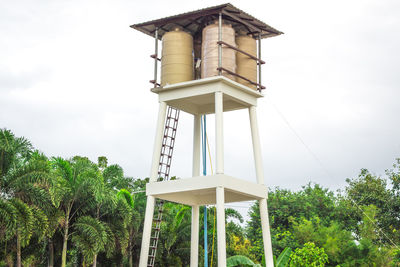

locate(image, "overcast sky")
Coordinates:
1 0 399 196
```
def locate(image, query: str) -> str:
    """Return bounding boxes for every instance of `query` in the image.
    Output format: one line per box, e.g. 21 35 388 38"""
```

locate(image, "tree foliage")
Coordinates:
289 242 328 267
0 128 399 267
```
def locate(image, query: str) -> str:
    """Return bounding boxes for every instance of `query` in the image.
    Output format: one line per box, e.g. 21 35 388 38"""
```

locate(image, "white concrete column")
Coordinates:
259 198 274 267
139 102 167 267
190 205 199 267
216 186 226 267
149 101 167 182
190 114 201 267
248 105 264 184
249 106 274 266
139 195 156 267
215 91 224 174
193 114 201 177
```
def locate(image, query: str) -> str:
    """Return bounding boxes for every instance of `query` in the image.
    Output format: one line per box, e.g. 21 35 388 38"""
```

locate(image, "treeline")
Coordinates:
0 128 399 266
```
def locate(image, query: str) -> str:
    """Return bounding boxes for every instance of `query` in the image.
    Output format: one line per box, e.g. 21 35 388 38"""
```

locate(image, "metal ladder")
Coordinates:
147 106 180 267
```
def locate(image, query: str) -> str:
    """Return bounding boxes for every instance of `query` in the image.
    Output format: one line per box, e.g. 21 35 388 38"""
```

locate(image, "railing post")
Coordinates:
218 12 222 76
153 27 159 88
258 32 262 92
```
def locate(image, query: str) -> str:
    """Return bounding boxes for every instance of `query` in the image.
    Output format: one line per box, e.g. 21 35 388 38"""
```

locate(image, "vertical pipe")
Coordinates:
257 33 262 92
248 106 264 185
216 186 226 267
259 198 274 267
154 28 159 87
215 91 224 174
138 195 155 267
202 115 207 177
218 13 222 76
191 205 199 267
149 102 167 182
201 115 208 267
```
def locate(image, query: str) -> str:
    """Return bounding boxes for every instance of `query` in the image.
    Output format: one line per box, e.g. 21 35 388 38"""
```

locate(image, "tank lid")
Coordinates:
131 3 283 40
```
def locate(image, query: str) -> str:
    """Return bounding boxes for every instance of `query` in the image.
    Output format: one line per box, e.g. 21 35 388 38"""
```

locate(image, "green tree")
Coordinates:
247 184 335 261
289 242 328 267
116 188 140 267
71 216 110 266
337 169 396 242
0 129 50 266
226 255 261 267
157 203 191 266
51 156 100 267
0 198 48 267
386 158 400 244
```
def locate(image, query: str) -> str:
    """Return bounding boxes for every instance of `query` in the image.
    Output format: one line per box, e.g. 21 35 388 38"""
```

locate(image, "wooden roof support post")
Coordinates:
218 12 222 76
153 28 159 88
258 33 262 92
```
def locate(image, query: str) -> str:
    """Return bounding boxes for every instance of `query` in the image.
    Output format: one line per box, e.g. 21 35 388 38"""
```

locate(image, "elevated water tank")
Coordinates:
236 34 257 89
161 28 194 86
201 22 236 81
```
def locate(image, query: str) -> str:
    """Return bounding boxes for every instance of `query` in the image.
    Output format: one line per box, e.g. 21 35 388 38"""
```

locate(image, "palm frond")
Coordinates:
10 198 34 247
31 205 49 241
117 189 134 208
0 198 17 239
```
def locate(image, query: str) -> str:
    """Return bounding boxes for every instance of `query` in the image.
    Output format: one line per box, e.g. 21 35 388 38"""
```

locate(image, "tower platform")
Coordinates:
146 174 268 206
151 76 263 115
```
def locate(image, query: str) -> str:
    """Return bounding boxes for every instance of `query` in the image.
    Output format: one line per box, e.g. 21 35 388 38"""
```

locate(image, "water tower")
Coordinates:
131 4 282 267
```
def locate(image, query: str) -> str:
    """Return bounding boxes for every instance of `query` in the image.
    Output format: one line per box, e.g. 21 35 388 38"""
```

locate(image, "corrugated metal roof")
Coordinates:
130 3 283 40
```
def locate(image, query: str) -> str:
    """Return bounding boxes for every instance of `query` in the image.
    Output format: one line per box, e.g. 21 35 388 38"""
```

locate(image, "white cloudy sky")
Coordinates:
1 0 399 194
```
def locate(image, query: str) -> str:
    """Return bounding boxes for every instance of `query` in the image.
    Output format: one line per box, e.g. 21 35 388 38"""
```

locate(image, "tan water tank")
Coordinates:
201 22 236 81
161 28 193 86
236 35 257 89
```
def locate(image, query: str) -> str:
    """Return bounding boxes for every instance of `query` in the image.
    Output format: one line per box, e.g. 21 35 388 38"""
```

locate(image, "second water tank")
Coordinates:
201 22 236 81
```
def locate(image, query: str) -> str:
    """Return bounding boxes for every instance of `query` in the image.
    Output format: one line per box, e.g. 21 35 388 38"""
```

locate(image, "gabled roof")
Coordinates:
130 3 283 40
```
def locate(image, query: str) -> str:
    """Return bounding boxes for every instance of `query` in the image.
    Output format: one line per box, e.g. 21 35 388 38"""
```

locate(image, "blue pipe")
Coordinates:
201 115 208 267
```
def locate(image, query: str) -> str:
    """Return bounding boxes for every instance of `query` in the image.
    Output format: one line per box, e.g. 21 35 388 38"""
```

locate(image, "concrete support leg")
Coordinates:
139 102 167 267
259 198 274 267
138 196 155 267
216 186 226 267
190 114 201 267
149 102 168 182
215 91 224 174
248 105 264 185
249 106 274 266
193 114 201 177
190 205 199 267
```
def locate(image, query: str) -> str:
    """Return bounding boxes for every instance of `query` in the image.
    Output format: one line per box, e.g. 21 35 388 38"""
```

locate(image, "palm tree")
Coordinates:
0 129 33 187
116 188 141 267
71 216 110 266
0 198 48 267
0 130 50 204
0 129 50 266
51 156 100 267
156 203 192 266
